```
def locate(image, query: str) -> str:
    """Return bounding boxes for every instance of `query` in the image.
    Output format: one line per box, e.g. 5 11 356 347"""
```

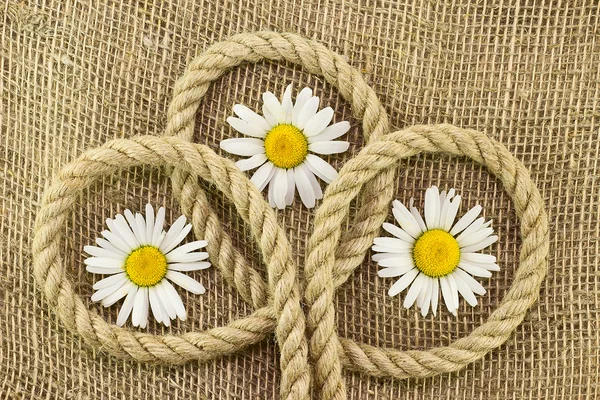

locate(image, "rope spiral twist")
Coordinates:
32 32 549 400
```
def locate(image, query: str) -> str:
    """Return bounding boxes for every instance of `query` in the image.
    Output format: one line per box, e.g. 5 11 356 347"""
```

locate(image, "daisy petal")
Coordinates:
373 236 413 249
439 275 456 315
376 255 414 268
302 165 323 200
382 223 416 243
166 252 209 263
148 287 163 323
114 215 140 249
460 235 498 253
162 280 187 320
165 240 208 258
86 266 125 274
226 117 267 138
250 162 275 192
101 280 134 307
152 207 166 246
132 287 148 327
84 245 125 260
233 104 272 131
452 273 478 306
220 138 265 157
268 177 276 207
458 261 493 278
161 223 193 255
292 87 313 126
458 227 494 248
262 91 286 123
420 278 432 316
155 281 177 320
372 245 413 254
447 273 460 313
372 250 412 261
285 168 295 206
403 273 426 309
168 262 212 271
305 154 337 183
145 204 155 244
303 107 334 137
461 252 497 264
308 141 350 155
408 198 427 232
158 298 171 327
101 230 132 254
116 285 138 326
388 268 419 297
93 272 127 290
443 195 461 231
455 217 486 244
135 213 148 244
262 102 278 126
123 210 142 242
95 237 127 256
309 121 350 143
296 96 320 129
281 84 293 123
84 257 124 269
453 268 486 295
424 186 440 229
430 278 439 316
450 205 482 235
273 168 288 209
139 292 149 328
378 264 414 278
438 189 456 230
293 165 316 208
159 215 188 253
392 200 423 238
167 270 205 295
91 276 128 302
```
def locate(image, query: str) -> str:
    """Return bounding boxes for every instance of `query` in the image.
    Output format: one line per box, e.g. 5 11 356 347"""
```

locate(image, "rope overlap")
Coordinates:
32 32 549 400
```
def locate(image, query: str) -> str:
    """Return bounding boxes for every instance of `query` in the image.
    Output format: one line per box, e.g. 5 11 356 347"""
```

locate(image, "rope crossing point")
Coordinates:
32 32 549 400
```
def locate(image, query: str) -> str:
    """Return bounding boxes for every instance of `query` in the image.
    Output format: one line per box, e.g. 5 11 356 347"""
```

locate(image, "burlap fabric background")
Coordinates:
1 1 599 399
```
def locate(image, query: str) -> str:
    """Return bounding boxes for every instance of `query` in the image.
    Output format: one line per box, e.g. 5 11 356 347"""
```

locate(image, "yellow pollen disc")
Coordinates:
125 246 168 287
412 229 460 277
263 124 308 169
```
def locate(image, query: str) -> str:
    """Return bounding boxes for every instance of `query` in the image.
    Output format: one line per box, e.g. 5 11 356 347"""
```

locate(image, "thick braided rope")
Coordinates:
163 31 395 399
307 124 549 381
31 136 293 365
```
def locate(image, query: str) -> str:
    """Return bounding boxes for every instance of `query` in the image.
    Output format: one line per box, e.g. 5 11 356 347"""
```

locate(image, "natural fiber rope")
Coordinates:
31 32 549 400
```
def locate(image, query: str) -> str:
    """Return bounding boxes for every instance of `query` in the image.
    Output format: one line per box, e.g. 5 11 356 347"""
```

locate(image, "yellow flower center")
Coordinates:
125 246 168 287
263 124 308 169
412 229 460 277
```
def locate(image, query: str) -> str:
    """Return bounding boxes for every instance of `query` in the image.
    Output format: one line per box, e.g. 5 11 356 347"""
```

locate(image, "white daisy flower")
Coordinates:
84 204 210 328
220 84 351 209
373 186 499 317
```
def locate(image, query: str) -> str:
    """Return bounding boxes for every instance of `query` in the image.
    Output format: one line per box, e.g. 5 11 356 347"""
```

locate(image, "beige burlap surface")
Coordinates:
1 1 599 399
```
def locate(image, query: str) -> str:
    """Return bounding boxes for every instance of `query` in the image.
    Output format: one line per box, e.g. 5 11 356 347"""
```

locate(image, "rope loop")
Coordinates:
32 31 549 400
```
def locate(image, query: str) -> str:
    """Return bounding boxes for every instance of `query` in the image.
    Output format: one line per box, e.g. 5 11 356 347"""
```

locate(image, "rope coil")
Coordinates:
32 32 549 400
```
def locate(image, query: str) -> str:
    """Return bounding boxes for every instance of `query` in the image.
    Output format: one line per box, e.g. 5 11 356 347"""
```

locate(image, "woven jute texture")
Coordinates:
1 1 599 399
